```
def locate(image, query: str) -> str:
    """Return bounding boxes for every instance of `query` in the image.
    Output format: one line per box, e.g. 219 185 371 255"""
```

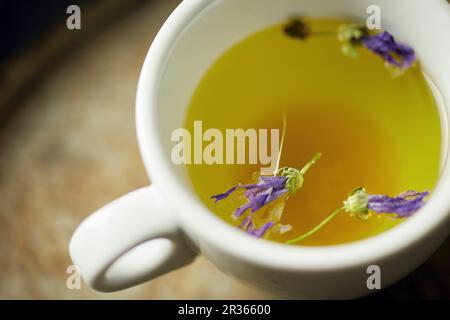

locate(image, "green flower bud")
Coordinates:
337 24 368 43
280 167 304 194
344 187 370 220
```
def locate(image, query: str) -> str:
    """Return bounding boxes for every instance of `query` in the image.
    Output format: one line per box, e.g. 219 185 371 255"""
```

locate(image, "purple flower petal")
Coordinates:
211 186 239 202
212 176 288 218
259 176 287 190
397 190 425 198
362 31 416 70
242 220 274 238
248 190 273 213
211 183 258 202
239 216 252 229
368 190 429 217
234 202 254 218
263 189 289 204
234 187 287 218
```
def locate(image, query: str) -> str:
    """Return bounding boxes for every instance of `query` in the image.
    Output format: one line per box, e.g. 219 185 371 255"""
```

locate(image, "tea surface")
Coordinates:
185 19 441 246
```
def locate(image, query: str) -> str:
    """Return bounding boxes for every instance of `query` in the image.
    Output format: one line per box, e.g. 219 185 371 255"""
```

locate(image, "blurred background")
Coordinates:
0 0 448 299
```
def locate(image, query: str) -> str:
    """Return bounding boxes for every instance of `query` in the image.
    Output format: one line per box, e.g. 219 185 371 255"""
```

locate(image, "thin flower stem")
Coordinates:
286 206 344 244
274 112 287 176
300 152 322 175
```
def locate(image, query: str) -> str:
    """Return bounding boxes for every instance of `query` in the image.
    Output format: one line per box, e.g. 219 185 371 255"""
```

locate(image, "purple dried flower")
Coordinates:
212 175 288 219
362 31 416 70
239 217 274 238
344 188 429 219
367 190 430 218
212 153 321 239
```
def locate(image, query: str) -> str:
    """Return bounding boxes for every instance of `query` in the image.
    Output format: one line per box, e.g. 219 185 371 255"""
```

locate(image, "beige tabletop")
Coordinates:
0 0 272 299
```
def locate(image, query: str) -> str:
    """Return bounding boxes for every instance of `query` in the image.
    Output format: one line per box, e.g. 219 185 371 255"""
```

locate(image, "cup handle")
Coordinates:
69 185 198 292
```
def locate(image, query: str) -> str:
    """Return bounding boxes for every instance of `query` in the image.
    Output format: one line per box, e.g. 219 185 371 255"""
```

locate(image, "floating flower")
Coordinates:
283 19 416 76
362 31 416 74
345 188 430 219
212 153 321 238
287 187 430 244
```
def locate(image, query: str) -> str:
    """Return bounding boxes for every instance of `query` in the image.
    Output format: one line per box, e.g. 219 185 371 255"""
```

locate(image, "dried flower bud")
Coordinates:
284 19 311 40
337 24 368 59
338 24 368 44
280 167 303 194
344 187 370 220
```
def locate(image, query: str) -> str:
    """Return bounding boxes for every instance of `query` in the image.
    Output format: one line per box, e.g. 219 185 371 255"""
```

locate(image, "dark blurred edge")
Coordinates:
0 0 88 63
0 0 151 123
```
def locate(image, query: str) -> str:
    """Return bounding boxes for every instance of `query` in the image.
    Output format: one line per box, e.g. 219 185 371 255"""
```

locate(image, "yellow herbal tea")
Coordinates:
184 19 441 246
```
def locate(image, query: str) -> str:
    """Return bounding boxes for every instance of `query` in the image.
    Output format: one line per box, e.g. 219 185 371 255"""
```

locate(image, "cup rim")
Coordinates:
136 0 450 270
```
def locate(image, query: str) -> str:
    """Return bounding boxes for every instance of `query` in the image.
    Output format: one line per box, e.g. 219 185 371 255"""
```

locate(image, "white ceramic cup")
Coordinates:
69 0 450 299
